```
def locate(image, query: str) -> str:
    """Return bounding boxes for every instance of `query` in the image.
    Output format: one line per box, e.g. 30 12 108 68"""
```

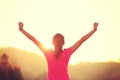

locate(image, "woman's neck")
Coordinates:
54 48 62 57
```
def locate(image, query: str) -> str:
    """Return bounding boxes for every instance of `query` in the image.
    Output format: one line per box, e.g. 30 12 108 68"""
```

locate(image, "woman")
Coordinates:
18 22 98 80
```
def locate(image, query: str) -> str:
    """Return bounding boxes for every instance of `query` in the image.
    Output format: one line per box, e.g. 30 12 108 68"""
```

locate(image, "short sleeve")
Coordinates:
64 47 73 56
43 49 53 57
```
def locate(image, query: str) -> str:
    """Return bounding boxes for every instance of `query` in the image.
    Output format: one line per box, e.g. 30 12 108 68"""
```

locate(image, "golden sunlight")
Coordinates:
0 0 120 64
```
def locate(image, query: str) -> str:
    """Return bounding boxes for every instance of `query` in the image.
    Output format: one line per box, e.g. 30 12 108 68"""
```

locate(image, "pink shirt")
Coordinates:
44 48 73 80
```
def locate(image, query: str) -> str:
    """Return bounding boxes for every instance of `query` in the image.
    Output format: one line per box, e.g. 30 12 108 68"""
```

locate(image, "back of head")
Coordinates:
52 33 65 48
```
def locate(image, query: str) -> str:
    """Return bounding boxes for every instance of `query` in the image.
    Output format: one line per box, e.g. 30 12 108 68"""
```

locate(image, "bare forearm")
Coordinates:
20 29 37 42
18 22 47 53
71 22 98 53
20 29 47 53
72 29 97 52
80 29 97 42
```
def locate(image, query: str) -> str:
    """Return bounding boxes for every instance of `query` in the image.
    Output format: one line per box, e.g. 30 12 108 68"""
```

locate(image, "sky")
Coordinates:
0 0 120 64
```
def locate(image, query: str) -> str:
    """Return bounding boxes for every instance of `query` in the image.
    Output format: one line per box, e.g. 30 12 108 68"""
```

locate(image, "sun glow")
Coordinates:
0 0 120 64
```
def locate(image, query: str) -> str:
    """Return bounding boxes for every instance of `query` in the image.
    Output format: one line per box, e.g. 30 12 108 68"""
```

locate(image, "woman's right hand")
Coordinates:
18 22 24 31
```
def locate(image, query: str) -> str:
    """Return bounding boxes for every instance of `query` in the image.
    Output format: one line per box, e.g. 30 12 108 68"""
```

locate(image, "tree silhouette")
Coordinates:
0 53 23 80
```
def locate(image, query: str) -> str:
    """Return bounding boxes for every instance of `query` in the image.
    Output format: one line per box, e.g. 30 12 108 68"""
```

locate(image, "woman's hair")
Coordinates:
52 33 64 46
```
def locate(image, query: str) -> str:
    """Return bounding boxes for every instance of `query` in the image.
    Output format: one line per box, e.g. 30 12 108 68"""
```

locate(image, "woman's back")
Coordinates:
44 48 73 80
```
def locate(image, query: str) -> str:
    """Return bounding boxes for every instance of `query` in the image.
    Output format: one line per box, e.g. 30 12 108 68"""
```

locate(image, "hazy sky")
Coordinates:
0 0 120 64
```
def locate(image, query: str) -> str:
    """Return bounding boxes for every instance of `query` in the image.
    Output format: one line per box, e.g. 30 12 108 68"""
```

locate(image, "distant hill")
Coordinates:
69 62 120 80
0 47 120 80
0 47 47 80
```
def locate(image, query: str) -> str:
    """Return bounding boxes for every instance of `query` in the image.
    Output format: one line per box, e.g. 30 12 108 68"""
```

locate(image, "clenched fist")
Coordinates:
18 22 24 31
93 22 99 31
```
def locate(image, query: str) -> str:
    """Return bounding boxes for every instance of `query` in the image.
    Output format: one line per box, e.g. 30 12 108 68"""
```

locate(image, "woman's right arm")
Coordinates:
18 22 47 53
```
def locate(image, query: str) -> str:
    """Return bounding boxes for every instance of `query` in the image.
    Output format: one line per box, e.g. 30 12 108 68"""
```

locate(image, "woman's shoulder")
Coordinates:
63 47 73 55
44 48 54 55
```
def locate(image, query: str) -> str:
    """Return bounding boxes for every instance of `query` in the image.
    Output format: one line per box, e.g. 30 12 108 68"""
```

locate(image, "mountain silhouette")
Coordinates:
0 47 120 80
